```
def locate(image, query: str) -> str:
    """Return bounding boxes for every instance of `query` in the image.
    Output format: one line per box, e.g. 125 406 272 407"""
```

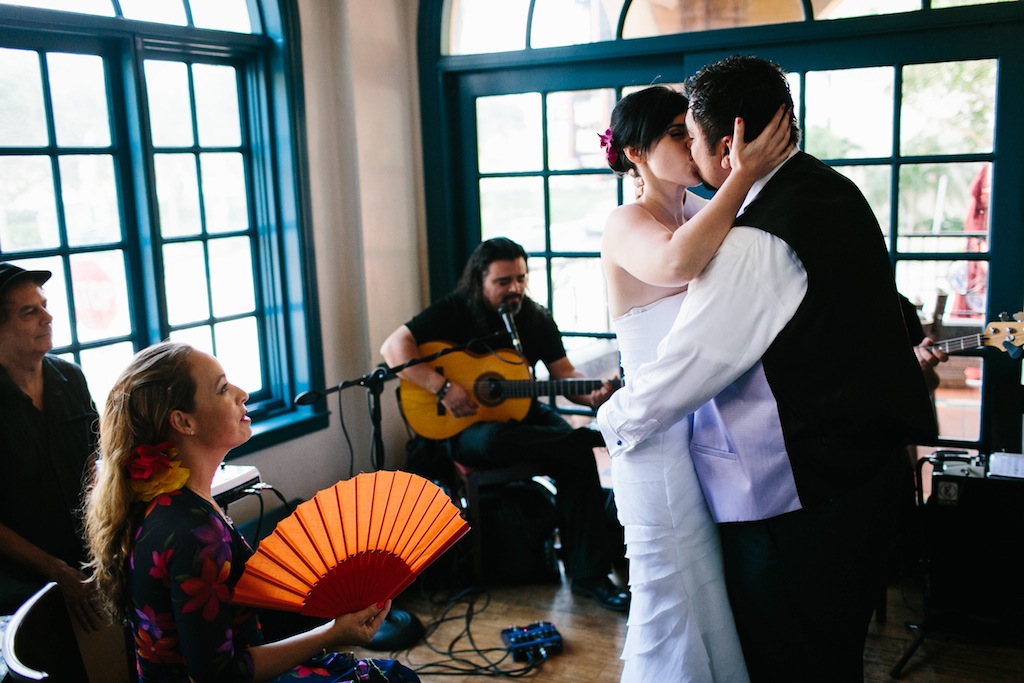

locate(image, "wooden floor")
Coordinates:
364 572 1024 682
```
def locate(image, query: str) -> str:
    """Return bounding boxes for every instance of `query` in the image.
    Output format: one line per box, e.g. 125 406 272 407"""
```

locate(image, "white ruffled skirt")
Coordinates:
612 424 749 683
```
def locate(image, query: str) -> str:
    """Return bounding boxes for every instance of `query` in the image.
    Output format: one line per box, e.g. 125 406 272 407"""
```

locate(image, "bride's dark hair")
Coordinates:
606 85 689 176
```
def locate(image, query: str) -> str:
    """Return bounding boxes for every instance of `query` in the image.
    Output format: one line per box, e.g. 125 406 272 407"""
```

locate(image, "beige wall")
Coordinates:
223 1 426 524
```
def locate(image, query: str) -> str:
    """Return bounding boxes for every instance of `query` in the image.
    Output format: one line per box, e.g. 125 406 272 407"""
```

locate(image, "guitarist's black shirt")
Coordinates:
405 292 566 371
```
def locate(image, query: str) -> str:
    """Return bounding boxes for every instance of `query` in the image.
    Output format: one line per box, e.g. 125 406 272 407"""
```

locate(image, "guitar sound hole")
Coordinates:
475 372 506 407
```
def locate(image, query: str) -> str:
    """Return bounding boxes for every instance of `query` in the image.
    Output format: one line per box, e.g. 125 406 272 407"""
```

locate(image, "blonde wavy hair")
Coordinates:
83 341 197 622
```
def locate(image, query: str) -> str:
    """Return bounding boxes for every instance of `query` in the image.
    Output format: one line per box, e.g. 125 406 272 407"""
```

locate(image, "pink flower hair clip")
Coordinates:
598 127 617 165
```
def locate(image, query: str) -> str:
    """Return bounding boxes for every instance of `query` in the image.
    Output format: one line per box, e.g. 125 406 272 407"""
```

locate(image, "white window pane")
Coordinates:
79 341 135 410
0 48 48 147
897 258 988 324
805 67 893 159
0 156 59 251
200 153 248 234
547 89 617 171
0 0 113 15
194 64 241 147
525 257 548 309
119 0 187 25
934 0 1015 5
214 317 262 393
70 250 132 342
933 355 982 441
47 52 110 148
163 241 210 324
208 236 255 317
548 174 616 253
479 177 545 252
60 155 122 246
170 325 214 356
623 0 802 37
187 0 252 33
531 0 621 49
154 154 202 237
551 257 610 333
447 0 529 55
145 60 194 148
897 162 990 254
818 0 919 20
477 93 542 173
901 60 996 157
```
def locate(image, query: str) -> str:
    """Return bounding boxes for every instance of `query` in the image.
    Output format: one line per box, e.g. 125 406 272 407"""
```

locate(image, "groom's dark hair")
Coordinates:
684 55 801 150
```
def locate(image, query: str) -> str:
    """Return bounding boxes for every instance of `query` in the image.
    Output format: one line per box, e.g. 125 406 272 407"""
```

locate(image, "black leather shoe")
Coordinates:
571 577 629 612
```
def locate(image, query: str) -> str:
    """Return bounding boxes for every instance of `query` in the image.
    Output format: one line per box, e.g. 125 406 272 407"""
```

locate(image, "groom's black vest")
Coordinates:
737 152 936 500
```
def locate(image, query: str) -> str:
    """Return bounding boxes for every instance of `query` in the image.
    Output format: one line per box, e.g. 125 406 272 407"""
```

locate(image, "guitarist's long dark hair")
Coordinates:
456 237 549 341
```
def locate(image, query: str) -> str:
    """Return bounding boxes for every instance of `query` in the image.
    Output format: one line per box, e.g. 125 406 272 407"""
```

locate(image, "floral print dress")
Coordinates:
128 487 419 683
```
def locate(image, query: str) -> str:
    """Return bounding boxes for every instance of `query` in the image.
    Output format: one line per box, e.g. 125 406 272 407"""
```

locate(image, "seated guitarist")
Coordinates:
380 237 626 611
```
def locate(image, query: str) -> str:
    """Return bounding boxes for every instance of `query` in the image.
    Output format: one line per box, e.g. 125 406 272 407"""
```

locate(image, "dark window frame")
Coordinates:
0 0 329 455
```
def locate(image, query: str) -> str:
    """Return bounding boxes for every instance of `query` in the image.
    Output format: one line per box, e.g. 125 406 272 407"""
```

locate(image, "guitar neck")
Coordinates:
930 333 984 354
489 378 618 398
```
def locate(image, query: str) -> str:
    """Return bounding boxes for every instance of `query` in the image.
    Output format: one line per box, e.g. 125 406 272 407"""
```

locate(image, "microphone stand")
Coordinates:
293 335 500 649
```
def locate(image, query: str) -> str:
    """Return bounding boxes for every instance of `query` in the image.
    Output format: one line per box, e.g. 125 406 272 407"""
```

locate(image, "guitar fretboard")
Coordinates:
475 378 621 399
930 334 984 354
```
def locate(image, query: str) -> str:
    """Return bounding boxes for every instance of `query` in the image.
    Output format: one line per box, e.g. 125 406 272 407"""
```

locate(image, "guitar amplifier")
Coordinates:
922 470 1024 634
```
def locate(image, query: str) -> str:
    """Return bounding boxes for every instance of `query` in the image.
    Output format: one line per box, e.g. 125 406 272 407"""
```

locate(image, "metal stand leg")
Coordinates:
890 621 926 679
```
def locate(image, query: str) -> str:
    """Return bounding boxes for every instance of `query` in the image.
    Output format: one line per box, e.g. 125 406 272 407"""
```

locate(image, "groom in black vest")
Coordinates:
598 55 936 680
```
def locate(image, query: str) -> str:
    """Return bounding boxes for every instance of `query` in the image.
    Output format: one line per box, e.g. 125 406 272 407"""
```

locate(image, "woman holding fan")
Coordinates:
83 341 419 682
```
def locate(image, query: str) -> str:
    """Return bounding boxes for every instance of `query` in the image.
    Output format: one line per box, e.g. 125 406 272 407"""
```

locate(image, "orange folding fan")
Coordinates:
232 470 469 618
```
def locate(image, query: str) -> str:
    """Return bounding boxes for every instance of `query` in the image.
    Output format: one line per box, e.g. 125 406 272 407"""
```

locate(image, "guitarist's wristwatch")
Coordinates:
435 379 452 402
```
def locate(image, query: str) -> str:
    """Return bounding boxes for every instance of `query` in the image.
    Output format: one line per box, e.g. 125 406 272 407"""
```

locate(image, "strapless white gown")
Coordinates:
612 292 749 683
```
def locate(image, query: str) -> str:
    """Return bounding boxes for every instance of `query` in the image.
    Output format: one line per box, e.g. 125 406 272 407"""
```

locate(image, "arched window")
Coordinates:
418 0 1024 453
0 0 325 454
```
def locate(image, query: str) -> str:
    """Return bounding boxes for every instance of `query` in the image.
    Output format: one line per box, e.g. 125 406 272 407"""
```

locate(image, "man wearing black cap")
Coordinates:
0 262 102 629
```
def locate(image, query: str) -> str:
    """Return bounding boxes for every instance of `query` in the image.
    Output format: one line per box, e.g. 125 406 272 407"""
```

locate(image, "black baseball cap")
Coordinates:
0 262 52 299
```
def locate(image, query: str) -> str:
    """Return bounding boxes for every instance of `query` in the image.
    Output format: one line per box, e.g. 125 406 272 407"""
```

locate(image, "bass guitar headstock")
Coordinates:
986 311 1024 359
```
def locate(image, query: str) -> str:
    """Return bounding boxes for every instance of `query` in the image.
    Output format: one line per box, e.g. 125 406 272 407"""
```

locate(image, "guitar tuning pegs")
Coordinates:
998 311 1009 321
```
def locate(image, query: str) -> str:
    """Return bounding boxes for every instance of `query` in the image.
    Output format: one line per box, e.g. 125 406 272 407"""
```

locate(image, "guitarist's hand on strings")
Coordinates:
440 381 478 418
913 337 948 394
551 356 620 410
587 377 620 410
914 337 949 370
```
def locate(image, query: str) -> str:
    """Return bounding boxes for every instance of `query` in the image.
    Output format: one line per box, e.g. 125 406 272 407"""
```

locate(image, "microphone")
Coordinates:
293 390 322 405
497 303 524 359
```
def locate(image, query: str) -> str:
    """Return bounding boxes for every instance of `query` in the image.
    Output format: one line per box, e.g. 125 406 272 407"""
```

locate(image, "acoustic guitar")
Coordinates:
927 311 1022 356
399 341 622 440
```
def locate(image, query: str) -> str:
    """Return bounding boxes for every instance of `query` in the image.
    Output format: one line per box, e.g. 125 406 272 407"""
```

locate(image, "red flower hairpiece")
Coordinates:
128 441 190 502
598 127 617 165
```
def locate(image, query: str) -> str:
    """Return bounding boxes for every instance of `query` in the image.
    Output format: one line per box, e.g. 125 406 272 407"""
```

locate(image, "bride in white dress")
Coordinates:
599 86 791 682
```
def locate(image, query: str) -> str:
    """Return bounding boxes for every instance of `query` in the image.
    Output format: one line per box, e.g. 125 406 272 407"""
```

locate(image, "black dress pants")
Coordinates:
718 451 906 682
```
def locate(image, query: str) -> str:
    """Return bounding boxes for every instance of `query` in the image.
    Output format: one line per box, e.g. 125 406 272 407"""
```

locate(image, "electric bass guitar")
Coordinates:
927 311 1022 356
399 341 622 440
